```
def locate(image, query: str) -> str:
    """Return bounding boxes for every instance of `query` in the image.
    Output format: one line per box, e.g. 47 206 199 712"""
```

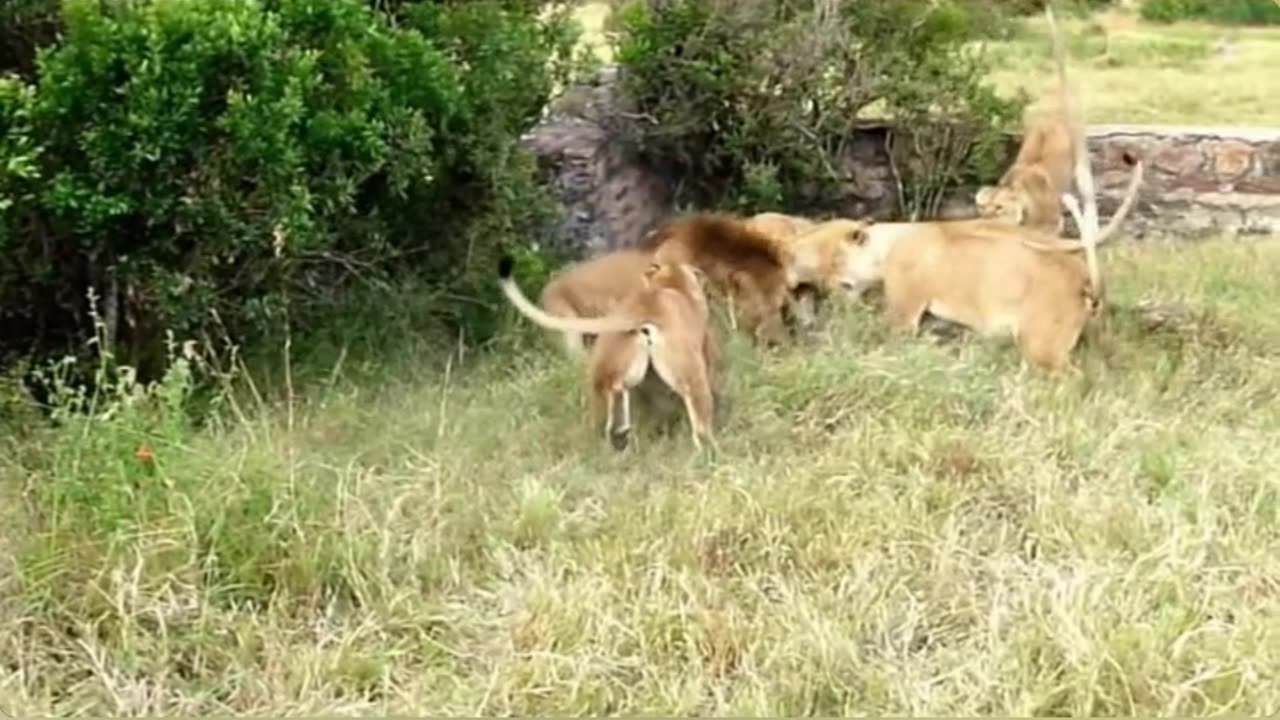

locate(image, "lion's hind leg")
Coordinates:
646 330 714 450
591 330 652 450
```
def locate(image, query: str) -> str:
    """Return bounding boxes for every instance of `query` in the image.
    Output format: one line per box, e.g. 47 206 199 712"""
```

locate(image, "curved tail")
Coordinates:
1047 3 1103 296
1095 156 1144 244
497 256 641 336
1022 154 1145 253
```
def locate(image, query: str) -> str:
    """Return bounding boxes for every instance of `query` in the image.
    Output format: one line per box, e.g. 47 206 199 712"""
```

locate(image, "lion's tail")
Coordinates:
1047 3 1103 296
1096 155 1145 244
497 256 640 336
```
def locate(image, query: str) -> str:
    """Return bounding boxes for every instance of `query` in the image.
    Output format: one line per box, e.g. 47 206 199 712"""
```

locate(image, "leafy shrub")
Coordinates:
991 0 1116 16
0 77 39 245
0 0 59 78
1140 0 1280 25
1 0 575 379
609 0 1021 219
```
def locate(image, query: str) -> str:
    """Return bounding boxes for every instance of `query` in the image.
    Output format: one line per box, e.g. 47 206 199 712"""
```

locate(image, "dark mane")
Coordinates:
643 212 785 270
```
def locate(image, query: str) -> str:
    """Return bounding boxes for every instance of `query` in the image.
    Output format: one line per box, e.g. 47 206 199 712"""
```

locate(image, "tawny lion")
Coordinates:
498 255 718 450
876 3 1139 374
640 212 795 346
530 247 658 358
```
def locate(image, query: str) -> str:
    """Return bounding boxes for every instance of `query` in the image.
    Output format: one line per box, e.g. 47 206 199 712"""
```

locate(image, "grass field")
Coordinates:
986 9 1280 125
3 235 1280 714
571 2 1280 125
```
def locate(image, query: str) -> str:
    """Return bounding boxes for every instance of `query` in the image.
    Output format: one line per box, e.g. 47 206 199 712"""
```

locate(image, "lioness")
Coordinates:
744 212 818 244
532 247 657 358
876 3 1136 373
498 256 719 450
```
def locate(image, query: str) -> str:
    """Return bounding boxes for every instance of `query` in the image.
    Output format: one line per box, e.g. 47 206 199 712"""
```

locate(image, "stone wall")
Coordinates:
520 67 1280 258
1085 125 1280 239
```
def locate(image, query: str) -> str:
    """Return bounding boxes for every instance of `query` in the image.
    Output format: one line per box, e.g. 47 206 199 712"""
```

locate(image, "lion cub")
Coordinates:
498 256 718 450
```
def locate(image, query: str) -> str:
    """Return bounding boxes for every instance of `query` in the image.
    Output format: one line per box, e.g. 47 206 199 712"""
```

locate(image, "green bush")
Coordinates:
993 0 1116 16
0 0 575 379
609 0 1021 219
0 0 59 77
1140 0 1280 24
0 77 39 245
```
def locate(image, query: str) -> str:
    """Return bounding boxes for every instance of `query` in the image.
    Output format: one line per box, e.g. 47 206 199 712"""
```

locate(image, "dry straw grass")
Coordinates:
2 236 1279 715
2 3 1278 715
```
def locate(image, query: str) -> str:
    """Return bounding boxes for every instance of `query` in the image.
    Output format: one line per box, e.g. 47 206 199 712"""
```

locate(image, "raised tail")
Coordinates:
1096 154 1145 244
497 256 641 336
1027 153 1144 253
1047 2 1103 295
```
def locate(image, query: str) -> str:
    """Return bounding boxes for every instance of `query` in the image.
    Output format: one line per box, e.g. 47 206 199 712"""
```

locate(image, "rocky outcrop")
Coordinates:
519 66 673 256
521 67 1280 259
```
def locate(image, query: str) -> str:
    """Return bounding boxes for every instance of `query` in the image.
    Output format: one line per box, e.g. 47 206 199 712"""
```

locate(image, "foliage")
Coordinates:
608 0 1022 219
0 0 576 379
14 314 355 616
0 77 40 245
1140 0 1280 25
0 0 59 78
992 0 1117 16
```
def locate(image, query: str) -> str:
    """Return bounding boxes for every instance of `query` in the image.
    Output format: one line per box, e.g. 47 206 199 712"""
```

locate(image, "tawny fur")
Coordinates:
975 90 1075 233
498 257 718 450
880 219 1098 373
744 212 818 244
775 218 876 294
534 247 656 357
875 3 1117 374
641 212 794 347
847 151 1143 302
765 217 877 328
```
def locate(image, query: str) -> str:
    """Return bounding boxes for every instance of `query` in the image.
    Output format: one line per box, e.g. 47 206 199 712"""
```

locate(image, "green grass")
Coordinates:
3 236 1280 714
984 9 1280 125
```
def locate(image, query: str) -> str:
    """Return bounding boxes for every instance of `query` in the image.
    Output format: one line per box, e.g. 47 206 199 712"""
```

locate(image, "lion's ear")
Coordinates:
975 186 996 205
843 222 871 246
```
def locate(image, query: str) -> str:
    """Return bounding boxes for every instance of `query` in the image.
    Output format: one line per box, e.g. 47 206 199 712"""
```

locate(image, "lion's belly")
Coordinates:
927 299 1018 338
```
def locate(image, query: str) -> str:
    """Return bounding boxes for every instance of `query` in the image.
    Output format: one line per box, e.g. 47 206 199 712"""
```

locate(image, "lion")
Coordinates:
744 212 818 244
842 152 1143 303
879 220 1099 372
640 211 794 347
876 4 1137 373
498 255 719 450
753 217 878 328
775 218 878 293
975 92 1076 234
529 247 657 358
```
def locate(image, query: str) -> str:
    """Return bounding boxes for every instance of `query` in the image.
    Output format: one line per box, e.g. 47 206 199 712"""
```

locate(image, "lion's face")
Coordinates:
974 186 1027 225
823 220 879 297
